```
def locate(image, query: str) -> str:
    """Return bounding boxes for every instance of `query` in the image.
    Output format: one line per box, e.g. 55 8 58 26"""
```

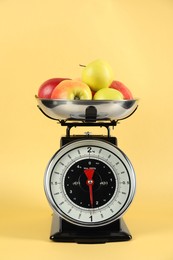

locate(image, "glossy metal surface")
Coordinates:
36 96 138 121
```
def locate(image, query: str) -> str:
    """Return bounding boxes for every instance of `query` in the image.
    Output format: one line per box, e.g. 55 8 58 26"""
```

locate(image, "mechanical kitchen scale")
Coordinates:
36 97 138 243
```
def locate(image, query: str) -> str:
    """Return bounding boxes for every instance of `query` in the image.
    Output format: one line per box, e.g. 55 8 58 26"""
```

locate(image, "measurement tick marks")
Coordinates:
60 162 65 166
46 139 136 229
78 212 82 219
54 171 61 175
108 154 111 159
67 208 73 214
68 154 73 160
99 148 102 154
54 192 61 195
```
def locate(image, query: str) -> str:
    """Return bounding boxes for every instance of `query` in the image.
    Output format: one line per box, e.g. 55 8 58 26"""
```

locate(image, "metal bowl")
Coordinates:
36 96 138 121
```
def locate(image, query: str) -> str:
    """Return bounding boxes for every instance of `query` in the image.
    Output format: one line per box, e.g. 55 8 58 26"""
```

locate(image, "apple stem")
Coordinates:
74 96 80 100
79 64 86 67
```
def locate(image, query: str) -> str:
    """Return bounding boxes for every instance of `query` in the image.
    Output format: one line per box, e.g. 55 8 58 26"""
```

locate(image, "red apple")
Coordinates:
51 79 92 100
109 80 133 100
91 90 96 98
38 78 69 99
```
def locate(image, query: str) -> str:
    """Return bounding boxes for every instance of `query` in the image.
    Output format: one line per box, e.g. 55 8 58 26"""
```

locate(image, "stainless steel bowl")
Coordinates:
36 96 138 121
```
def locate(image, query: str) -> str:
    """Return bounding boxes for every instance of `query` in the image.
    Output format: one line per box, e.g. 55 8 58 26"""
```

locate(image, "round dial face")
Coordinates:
44 139 136 227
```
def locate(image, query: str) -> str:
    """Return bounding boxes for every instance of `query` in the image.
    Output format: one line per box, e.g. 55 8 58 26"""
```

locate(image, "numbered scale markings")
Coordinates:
44 139 136 227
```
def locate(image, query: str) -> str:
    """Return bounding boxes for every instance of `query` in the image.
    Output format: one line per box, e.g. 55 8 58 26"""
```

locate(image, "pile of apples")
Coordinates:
37 59 133 101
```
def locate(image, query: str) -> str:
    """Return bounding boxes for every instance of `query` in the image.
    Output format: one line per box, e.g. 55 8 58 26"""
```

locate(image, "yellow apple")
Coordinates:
93 88 123 100
81 59 114 92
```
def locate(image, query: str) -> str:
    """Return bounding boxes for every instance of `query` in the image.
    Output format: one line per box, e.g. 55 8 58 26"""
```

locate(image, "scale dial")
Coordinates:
44 139 136 227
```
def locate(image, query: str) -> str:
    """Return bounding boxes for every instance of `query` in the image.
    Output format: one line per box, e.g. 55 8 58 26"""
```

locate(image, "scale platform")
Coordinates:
36 96 138 122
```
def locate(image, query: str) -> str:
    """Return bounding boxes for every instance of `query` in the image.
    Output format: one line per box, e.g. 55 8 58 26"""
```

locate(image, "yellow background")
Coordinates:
0 0 173 259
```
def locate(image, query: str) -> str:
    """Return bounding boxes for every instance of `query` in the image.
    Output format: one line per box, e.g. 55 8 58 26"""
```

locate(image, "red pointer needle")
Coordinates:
84 168 95 208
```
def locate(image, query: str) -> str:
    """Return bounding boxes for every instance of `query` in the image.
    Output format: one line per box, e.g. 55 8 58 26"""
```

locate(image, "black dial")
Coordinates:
64 158 116 208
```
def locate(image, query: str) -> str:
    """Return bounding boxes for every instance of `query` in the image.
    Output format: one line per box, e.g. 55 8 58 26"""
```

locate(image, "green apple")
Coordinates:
81 59 114 92
93 88 123 100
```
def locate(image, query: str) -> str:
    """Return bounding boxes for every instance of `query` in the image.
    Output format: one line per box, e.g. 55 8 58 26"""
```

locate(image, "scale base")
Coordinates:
50 213 132 244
